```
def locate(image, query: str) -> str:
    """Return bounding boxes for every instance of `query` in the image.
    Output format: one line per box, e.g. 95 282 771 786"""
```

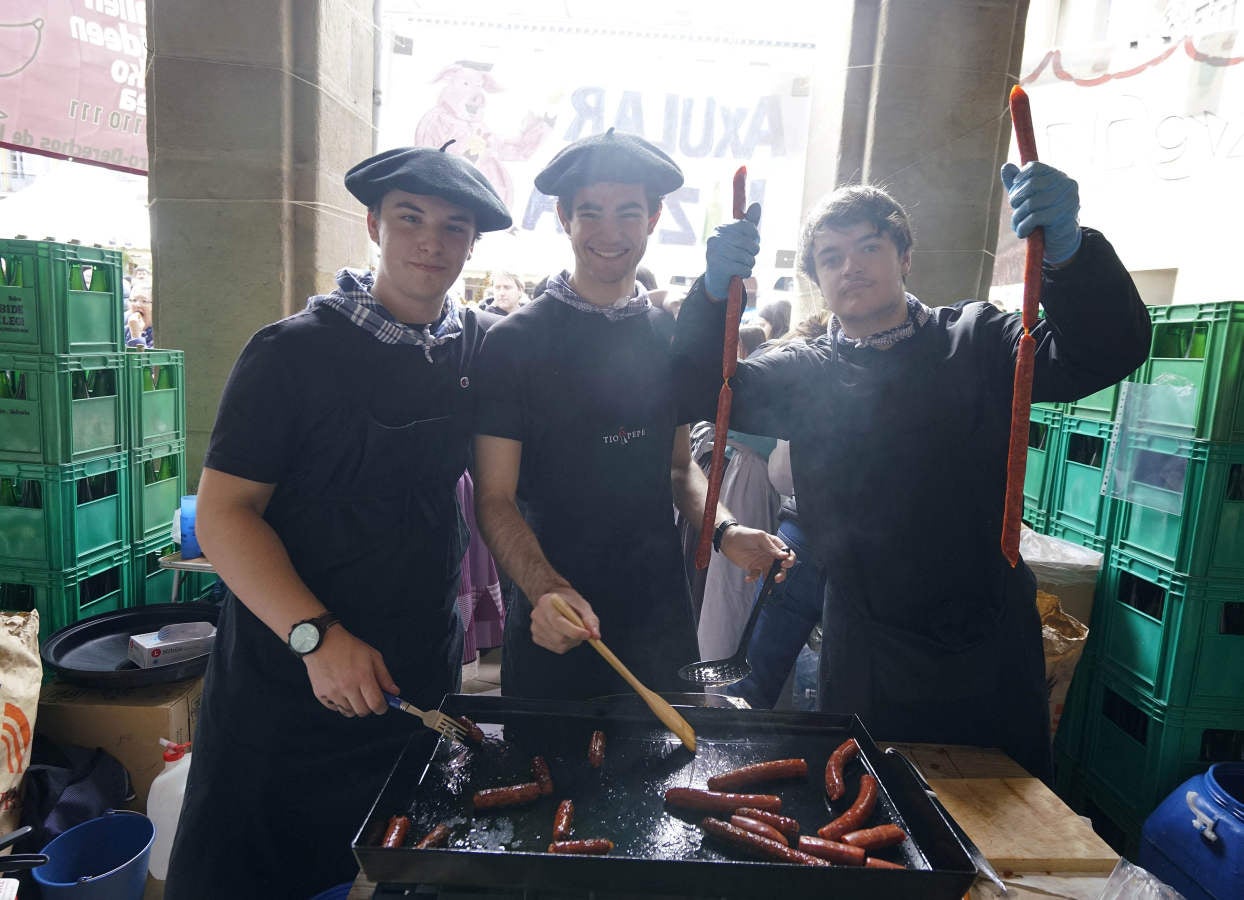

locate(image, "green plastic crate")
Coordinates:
1047 519 1109 553
1081 665 1244 819
0 352 126 464
1048 417 1116 541
130 439 185 544
131 535 179 606
0 550 132 643
1024 406 1062 520
0 454 129 569
1096 548 1244 710
0 239 124 355
1111 431 1244 579
1133 302 1244 443
125 350 186 447
1065 384 1120 422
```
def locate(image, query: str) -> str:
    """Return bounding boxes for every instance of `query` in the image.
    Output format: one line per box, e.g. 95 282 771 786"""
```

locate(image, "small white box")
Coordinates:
127 622 217 669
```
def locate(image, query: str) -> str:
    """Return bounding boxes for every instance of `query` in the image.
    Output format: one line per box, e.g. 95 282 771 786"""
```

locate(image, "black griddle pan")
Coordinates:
354 694 976 899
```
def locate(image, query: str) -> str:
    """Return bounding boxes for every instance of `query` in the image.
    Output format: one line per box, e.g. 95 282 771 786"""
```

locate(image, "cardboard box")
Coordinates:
36 677 203 811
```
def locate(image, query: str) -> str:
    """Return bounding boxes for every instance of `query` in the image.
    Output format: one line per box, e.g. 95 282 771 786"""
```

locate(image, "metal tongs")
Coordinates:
883 748 1008 895
0 825 49 874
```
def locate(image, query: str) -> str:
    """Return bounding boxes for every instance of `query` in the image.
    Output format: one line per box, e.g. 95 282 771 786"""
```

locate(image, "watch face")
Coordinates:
289 621 320 654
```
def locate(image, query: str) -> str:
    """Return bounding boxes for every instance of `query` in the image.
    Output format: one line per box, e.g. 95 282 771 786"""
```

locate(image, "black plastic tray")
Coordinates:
41 602 219 689
353 694 976 899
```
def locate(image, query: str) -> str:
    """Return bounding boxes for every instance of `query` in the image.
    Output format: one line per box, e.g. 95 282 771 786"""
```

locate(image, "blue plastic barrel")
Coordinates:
32 810 154 900
1138 763 1244 900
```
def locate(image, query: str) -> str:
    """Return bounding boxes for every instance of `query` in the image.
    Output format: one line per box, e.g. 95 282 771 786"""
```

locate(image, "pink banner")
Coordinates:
0 0 147 174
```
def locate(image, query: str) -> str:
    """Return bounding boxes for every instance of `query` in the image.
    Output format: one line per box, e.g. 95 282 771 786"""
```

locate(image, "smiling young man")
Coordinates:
472 130 790 701
673 167 1150 782
164 146 511 900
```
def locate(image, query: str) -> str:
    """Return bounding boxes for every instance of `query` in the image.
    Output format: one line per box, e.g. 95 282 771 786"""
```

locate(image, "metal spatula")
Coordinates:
679 558 785 687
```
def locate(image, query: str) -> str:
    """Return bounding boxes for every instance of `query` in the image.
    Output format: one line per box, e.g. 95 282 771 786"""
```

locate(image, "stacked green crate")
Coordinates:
1052 301 1244 858
0 240 140 640
1023 406 1061 532
1046 417 1116 551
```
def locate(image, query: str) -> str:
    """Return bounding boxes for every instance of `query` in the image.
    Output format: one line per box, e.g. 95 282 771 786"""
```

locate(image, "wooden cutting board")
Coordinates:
927 777 1119 874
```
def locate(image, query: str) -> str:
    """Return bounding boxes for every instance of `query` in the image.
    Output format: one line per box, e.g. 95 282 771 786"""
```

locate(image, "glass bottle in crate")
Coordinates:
68 263 87 292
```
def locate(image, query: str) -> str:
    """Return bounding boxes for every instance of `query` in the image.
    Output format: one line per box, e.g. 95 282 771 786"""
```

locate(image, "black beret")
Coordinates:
534 128 683 198
345 144 513 232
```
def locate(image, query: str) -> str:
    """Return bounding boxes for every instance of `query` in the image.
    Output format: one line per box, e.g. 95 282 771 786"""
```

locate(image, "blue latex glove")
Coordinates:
705 202 762 300
1000 161 1082 264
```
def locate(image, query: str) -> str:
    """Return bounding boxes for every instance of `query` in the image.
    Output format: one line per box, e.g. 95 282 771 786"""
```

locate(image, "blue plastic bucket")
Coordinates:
1139 762 1244 900
33 809 155 900
307 883 353 900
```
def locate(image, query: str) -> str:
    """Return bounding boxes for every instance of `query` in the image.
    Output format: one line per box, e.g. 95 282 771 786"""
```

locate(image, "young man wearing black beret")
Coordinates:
472 130 791 701
164 145 511 899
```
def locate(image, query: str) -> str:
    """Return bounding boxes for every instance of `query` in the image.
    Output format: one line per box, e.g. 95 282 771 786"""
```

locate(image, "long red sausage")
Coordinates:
1001 83 1045 567
700 817 829 866
796 835 867 866
472 782 542 810
414 824 451 849
841 823 908 851
455 715 485 745
553 799 574 840
664 787 782 814
588 730 606 767
694 166 749 570
547 839 614 855
817 773 878 841
708 758 808 791
730 814 788 846
532 756 554 795
824 738 859 801
735 807 800 839
381 815 410 849
865 856 906 869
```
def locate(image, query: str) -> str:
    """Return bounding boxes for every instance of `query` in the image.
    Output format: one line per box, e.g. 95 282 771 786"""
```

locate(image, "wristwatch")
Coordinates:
712 518 740 553
288 612 340 657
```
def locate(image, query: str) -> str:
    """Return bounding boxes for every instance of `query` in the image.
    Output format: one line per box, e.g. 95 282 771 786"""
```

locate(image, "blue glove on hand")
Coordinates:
1000 161 1082 264
705 202 762 300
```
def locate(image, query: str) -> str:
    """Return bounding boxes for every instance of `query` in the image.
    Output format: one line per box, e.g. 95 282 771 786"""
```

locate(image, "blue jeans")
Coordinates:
726 518 826 709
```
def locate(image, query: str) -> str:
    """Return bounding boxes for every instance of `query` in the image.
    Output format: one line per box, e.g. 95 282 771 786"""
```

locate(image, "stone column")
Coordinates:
802 0 1030 307
147 0 375 486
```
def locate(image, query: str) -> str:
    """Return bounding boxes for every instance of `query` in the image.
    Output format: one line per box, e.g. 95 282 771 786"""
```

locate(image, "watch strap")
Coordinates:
712 518 739 553
288 612 340 656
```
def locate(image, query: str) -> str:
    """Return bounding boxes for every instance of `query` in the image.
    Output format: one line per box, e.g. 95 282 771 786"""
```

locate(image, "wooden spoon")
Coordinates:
549 594 697 752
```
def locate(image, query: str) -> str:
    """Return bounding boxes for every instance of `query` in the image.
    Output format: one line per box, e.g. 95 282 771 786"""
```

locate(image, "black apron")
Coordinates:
791 328 1052 782
165 315 482 899
498 304 699 701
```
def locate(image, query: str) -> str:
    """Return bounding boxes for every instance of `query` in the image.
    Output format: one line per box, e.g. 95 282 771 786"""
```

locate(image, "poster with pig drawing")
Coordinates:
379 16 813 283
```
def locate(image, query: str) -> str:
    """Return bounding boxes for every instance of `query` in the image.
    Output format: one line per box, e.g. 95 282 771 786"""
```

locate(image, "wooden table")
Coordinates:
157 551 217 602
349 743 1119 898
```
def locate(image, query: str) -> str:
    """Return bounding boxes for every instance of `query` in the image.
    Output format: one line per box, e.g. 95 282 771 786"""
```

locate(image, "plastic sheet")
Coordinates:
1096 857 1186 899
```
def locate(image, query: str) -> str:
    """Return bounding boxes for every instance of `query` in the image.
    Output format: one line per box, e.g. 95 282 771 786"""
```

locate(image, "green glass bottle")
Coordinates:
69 263 87 292
12 372 26 401
19 478 41 509
1186 326 1207 359
141 366 154 392
157 454 175 482
1 477 20 507
71 371 90 400
0 371 11 399
6 257 22 287
155 365 173 391
88 265 110 292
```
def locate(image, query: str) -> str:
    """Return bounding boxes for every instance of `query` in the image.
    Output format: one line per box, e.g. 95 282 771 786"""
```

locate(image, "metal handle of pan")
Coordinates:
883 747 1008 895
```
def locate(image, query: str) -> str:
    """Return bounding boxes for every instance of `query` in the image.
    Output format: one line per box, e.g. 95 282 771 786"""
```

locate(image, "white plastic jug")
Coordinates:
146 738 192 880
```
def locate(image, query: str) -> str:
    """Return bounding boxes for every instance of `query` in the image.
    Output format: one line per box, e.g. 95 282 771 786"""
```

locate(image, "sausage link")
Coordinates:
553 799 574 841
1008 85 1038 165
865 856 906 870
796 835 866 866
730 814 788 846
824 738 860 801
663 787 782 814
532 756 554 795
381 815 410 849
1001 332 1037 566
841 823 908 851
817 773 878 841
588 730 606 767
547 839 613 855
414 823 451 849
735 807 800 839
700 817 828 866
708 758 808 792
472 782 542 810
456 715 485 745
